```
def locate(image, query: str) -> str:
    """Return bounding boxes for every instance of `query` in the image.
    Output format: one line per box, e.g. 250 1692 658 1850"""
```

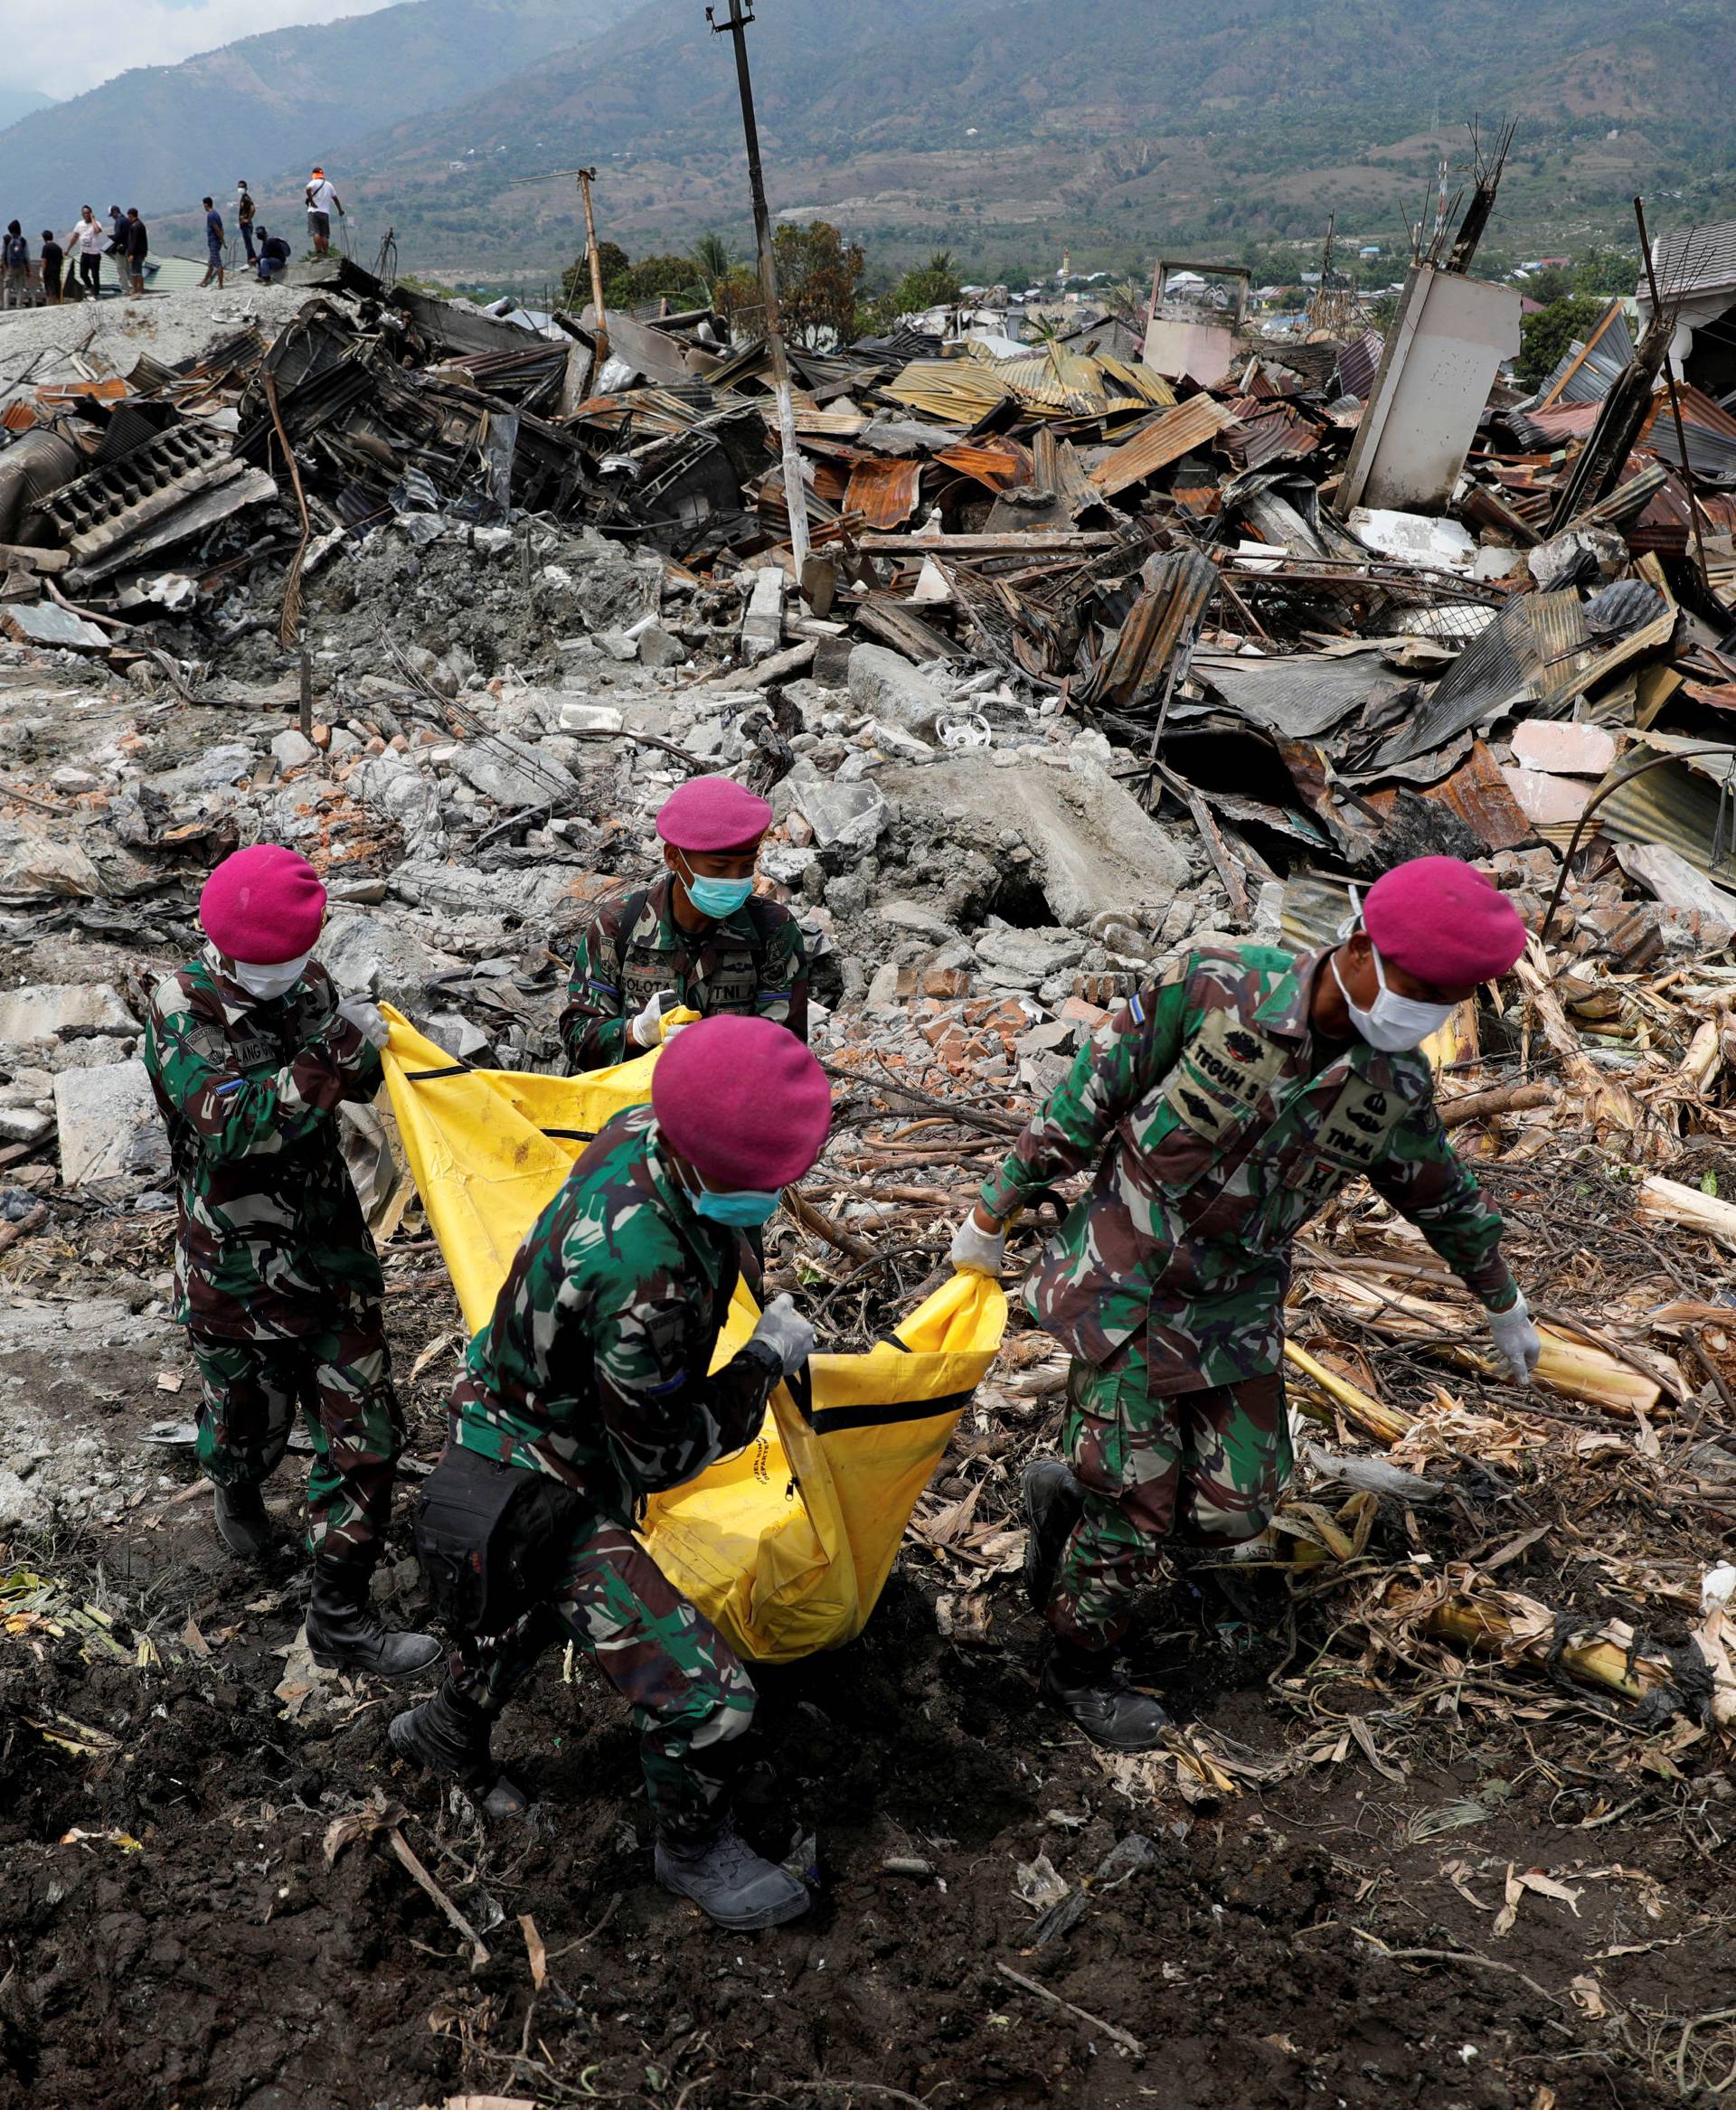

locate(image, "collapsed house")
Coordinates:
0 169 1733 1200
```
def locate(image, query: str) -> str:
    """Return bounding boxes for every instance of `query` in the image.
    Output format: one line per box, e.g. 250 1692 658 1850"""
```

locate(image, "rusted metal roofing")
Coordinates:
1090 396 1238 497
1221 399 1321 470
843 456 923 528
1335 329 1385 403
934 438 1033 491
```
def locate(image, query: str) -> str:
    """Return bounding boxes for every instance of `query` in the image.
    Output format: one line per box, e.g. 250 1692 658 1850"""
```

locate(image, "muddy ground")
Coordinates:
4 1222 1733 2110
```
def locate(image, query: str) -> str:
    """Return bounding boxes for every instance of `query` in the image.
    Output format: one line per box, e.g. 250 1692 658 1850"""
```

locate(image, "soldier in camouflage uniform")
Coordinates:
561 775 808 1073
391 1014 831 1930
143 845 439 1681
953 857 1539 1748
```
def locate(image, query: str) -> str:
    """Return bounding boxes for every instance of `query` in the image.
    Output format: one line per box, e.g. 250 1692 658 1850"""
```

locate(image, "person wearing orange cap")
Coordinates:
142 845 439 1681
392 1016 830 1929
952 855 1539 1749
559 774 809 1075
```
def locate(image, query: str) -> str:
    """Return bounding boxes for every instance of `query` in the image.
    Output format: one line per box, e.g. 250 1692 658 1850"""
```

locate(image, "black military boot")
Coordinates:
390 1678 528 1819
304 1559 441 1681
212 1480 276 1561
1040 1640 1172 1751
655 1816 810 1931
1023 1458 1086 1616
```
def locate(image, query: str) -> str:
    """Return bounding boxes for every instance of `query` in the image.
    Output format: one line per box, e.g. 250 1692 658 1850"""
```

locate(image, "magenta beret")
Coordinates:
1363 856 1526 985
200 844 326 964
652 1015 831 1190
656 775 772 853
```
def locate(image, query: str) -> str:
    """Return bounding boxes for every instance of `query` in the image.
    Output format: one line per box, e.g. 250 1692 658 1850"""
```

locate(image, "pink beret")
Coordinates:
200 844 326 964
1363 856 1526 985
652 1015 831 1190
656 776 772 854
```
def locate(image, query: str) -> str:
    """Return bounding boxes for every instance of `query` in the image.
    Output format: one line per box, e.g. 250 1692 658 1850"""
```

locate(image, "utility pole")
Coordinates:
575 166 609 371
519 165 610 402
709 0 811 588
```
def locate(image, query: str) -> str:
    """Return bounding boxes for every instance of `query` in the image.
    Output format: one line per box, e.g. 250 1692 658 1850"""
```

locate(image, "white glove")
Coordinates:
950 1210 1005 1277
336 996 389 1049
629 990 668 1049
1488 1295 1543 1386
750 1293 815 1376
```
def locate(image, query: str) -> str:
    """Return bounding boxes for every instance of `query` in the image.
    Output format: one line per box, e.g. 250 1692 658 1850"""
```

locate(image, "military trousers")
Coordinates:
1047 1334 1292 1651
453 1512 757 1833
189 1308 402 1574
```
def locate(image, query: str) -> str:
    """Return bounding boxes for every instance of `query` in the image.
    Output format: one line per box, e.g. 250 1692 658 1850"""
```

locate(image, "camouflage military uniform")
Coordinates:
444 1102 780 1828
981 944 1516 1648
560 876 808 1074
143 945 401 1573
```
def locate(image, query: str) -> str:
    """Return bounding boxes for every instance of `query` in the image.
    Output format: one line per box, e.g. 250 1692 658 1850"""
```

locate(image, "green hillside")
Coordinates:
333 0 1736 287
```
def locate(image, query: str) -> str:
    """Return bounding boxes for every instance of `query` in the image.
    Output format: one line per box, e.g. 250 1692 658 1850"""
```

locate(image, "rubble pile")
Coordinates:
10 207 1736 2110
0 230 1733 1192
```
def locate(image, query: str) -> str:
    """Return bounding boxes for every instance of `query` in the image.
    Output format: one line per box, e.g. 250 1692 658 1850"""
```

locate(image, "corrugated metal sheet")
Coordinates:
1596 735 1736 872
1335 329 1385 403
934 438 1033 491
842 456 923 528
1646 383 1736 482
1096 355 1175 408
882 359 1014 424
1090 397 1238 497
1533 301 1635 410
1221 399 1321 469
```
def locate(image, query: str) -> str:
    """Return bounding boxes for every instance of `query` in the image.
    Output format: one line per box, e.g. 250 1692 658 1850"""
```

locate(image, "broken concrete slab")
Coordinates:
848 645 948 735
559 700 625 734
2 602 111 650
1509 721 1618 777
1500 766 1593 827
448 736 579 809
318 911 467 1002
741 567 787 664
270 728 320 772
880 756 1191 930
54 1060 170 1186
792 778 891 852
0 983 137 1046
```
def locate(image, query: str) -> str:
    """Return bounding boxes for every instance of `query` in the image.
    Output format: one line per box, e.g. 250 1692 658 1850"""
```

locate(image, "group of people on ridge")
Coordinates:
144 772 1538 1932
0 169 334 310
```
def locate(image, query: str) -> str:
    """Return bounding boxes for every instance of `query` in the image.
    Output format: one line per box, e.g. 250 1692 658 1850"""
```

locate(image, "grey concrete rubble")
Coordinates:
0 254 1732 1568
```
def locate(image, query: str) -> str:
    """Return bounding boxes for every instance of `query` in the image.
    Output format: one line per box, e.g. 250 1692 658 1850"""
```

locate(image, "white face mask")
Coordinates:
228 948 314 1001
1331 942 1451 1053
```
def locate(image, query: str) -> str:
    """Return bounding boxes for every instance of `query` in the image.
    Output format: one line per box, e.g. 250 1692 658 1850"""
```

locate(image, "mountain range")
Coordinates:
1 0 1733 286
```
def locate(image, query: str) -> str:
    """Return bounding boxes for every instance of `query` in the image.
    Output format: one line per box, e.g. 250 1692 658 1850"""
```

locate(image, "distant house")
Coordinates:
1637 218 1736 400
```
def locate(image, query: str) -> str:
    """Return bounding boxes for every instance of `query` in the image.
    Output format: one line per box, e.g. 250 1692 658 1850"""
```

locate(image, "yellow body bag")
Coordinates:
378 1011 1006 1663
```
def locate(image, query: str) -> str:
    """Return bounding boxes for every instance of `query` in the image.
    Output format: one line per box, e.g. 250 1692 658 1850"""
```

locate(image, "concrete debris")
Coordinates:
0 165 1731 1229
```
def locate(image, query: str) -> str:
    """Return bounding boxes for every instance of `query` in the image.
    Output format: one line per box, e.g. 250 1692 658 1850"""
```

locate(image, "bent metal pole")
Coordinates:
709 0 812 592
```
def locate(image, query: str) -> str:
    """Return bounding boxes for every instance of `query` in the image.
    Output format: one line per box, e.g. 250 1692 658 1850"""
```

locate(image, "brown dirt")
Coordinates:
5 1217 1735 2110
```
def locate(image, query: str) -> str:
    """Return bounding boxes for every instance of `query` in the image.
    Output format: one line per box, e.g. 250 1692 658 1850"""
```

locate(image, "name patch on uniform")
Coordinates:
1165 1011 1288 1142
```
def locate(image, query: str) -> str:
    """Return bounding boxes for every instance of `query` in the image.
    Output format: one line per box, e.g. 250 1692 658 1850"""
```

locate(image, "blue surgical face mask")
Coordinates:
693 1187 781 1227
678 854 755 921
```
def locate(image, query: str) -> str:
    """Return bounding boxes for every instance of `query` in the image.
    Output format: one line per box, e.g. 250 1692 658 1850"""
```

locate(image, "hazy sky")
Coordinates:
17 0 393 96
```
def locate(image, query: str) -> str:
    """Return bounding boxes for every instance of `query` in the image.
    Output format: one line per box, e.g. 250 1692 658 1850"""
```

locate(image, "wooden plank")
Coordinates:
856 532 1122 554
